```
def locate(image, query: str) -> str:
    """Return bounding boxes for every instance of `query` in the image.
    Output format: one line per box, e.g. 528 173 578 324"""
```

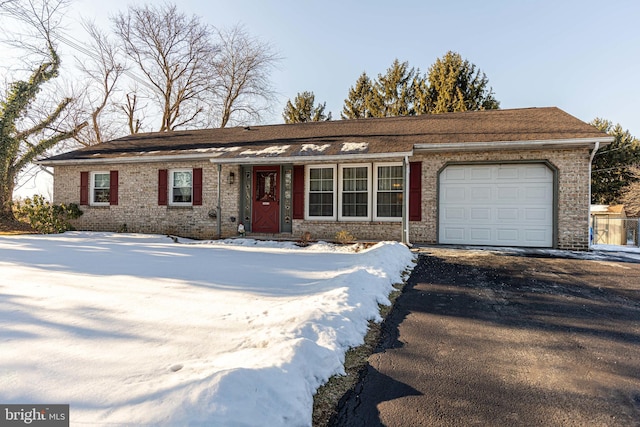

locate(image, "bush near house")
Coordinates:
14 195 83 234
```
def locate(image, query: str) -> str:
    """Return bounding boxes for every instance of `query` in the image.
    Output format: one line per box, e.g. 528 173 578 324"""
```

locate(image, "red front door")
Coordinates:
252 166 280 233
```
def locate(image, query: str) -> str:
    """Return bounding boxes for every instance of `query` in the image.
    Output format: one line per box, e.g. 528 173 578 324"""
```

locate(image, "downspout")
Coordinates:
403 155 410 246
217 164 222 239
588 141 600 249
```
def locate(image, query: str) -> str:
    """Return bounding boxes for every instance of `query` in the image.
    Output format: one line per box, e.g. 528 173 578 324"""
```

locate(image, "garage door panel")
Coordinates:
442 186 466 202
497 186 519 201
470 228 491 241
470 186 492 200
497 229 519 242
524 165 553 180
470 167 492 180
470 208 491 220
525 185 550 200
443 167 467 180
524 208 548 221
444 228 465 240
497 208 519 220
443 207 466 220
439 164 553 247
497 167 519 180
524 229 550 243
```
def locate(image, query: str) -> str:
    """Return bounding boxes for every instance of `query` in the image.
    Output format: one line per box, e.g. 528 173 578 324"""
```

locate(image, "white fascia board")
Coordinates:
37 151 414 166
413 137 614 152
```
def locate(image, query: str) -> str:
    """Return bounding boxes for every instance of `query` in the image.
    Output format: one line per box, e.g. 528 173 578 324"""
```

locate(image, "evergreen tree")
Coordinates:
426 51 499 113
412 75 430 115
342 54 499 119
370 59 418 117
590 118 640 204
341 72 375 119
282 91 331 123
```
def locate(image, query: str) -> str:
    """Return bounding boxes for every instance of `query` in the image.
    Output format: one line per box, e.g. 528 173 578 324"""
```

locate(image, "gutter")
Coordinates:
414 137 614 152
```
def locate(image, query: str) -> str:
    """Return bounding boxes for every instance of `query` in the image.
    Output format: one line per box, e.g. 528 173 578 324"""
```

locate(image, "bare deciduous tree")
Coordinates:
112 3 215 132
212 24 280 128
621 167 640 218
121 91 143 134
70 20 126 145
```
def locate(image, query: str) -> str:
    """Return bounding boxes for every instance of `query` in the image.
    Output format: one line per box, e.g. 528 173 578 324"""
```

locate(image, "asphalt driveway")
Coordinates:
332 248 640 426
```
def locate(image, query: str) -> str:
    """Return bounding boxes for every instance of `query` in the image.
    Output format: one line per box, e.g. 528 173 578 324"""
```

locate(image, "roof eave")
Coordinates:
413 137 614 153
37 151 415 166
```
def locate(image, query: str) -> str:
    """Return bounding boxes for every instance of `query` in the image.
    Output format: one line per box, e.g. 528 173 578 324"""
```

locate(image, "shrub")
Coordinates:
335 229 355 244
298 231 312 246
14 195 83 234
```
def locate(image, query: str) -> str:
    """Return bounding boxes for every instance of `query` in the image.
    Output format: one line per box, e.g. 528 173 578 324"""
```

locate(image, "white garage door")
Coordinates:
439 163 554 247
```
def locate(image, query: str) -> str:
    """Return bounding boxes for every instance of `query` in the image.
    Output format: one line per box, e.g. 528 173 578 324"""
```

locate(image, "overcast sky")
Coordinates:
7 0 640 136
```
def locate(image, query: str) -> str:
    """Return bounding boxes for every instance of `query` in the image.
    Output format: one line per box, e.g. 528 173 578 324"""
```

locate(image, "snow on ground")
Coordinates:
0 232 415 426
591 243 640 254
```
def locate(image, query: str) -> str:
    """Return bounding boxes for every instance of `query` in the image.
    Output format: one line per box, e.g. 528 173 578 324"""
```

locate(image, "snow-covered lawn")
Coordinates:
590 243 640 260
0 232 415 426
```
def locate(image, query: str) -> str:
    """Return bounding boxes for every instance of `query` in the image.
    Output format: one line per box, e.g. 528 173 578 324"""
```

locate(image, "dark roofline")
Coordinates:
39 107 611 165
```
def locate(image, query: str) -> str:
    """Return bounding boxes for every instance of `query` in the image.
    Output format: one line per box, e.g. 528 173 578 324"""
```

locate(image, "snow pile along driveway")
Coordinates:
0 232 415 426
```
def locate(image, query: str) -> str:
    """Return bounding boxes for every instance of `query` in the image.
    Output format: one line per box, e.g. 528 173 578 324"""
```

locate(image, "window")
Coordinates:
304 163 404 222
374 163 403 220
170 169 193 205
90 172 110 205
306 165 336 219
339 164 371 221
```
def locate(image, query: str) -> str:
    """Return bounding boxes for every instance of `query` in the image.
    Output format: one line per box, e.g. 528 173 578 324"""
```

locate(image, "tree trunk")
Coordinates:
0 179 16 221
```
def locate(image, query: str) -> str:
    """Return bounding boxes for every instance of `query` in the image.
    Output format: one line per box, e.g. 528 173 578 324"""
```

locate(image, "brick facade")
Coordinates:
53 147 592 249
54 161 240 239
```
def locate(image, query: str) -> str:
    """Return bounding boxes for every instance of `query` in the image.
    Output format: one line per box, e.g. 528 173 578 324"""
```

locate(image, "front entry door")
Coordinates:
252 166 280 233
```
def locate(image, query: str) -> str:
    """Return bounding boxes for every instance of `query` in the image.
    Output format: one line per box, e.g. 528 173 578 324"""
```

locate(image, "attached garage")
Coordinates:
439 163 555 247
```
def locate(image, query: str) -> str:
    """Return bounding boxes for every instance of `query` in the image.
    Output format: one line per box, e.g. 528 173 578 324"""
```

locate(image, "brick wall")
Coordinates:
53 161 240 239
53 146 592 249
292 220 404 242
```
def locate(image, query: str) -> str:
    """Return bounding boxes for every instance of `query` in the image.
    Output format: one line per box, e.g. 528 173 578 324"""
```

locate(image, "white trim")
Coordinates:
338 163 372 221
89 171 110 206
304 165 337 221
169 168 193 206
373 162 404 222
414 137 614 153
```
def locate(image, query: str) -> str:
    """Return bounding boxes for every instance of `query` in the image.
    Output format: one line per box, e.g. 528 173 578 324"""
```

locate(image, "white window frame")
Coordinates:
373 162 404 222
169 169 193 206
90 171 110 206
338 163 372 221
305 165 337 220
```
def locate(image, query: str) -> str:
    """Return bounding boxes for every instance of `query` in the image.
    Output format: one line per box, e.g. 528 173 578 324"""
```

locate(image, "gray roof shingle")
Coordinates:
40 107 609 164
